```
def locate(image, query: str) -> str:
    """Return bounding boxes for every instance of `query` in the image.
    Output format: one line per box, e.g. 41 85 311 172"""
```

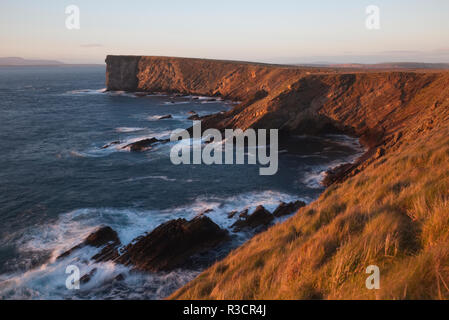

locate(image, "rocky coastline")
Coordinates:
101 55 449 298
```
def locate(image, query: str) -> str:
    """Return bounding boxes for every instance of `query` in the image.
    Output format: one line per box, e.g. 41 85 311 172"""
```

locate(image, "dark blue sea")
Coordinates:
0 66 363 299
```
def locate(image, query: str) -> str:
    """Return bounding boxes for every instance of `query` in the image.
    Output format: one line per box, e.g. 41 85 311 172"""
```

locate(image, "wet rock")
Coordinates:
231 206 274 231
101 141 120 149
227 210 238 219
158 114 172 120
92 243 120 263
57 226 120 260
273 201 306 217
188 113 201 120
322 162 354 187
122 137 159 152
238 209 249 219
197 208 213 217
80 268 97 284
117 216 229 272
84 226 120 247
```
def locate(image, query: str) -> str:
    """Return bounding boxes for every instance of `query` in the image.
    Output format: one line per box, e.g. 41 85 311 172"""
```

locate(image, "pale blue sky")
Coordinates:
1 0 448 64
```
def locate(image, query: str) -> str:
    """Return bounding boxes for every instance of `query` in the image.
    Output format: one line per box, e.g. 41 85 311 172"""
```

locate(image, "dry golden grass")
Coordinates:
170 102 449 300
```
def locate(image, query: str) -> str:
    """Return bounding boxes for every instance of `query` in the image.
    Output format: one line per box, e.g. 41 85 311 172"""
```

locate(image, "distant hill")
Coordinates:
0 57 64 66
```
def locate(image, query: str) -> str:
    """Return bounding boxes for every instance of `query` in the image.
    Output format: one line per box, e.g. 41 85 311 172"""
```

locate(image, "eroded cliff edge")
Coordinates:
106 55 449 184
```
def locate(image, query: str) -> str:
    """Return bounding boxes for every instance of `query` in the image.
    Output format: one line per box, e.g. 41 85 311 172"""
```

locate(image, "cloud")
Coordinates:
80 44 103 48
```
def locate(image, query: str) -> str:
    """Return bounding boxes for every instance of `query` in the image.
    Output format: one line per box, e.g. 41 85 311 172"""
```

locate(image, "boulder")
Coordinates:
158 114 172 120
57 226 120 260
101 140 121 149
122 137 159 152
231 205 273 231
273 200 306 217
117 216 229 272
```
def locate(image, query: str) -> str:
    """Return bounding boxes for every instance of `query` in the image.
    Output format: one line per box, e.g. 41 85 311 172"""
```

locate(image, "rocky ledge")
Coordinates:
58 201 304 281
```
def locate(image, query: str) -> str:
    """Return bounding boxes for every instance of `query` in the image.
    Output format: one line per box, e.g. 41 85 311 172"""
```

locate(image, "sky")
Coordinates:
1 0 449 64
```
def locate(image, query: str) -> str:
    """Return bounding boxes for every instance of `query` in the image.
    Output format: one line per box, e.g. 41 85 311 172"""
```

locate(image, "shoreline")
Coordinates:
89 89 366 299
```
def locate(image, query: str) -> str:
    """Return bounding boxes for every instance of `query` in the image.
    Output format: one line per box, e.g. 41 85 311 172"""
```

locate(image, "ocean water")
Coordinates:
0 66 363 299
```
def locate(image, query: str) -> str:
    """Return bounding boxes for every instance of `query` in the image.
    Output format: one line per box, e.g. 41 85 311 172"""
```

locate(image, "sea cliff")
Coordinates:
106 55 449 299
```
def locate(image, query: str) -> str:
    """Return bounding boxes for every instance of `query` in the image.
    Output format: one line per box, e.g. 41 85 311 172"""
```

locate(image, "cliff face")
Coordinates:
106 56 446 141
106 56 449 299
106 55 449 180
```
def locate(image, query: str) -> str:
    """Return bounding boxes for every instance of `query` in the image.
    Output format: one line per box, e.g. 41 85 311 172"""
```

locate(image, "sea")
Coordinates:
0 65 363 299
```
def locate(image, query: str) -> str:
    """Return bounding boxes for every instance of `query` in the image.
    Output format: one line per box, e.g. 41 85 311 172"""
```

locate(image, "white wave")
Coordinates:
299 135 365 188
0 189 306 299
64 88 107 95
115 127 146 133
302 171 327 189
105 91 137 98
124 175 177 183
163 101 190 105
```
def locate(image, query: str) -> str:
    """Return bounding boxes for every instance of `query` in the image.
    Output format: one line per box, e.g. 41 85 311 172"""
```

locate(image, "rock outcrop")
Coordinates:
273 201 306 217
57 226 120 260
231 205 274 231
117 216 229 272
58 216 229 273
122 137 159 152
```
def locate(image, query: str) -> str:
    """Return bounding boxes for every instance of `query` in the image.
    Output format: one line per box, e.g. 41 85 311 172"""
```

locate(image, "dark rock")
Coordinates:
231 206 274 231
84 226 120 247
57 226 120 260
238 209 249 219
114 273 125 281
92 243 120 263
80 268 97 284
322 162 354 187
122 137 159 152
158 114 172 120
197 208 213 216
227 210 238 219
117 216 229 272
101 141 120 149
188 113 201 120
273 201 306 217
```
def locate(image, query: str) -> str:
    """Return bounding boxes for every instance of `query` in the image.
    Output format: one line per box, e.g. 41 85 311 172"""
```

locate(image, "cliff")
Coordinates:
106 55 449 299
